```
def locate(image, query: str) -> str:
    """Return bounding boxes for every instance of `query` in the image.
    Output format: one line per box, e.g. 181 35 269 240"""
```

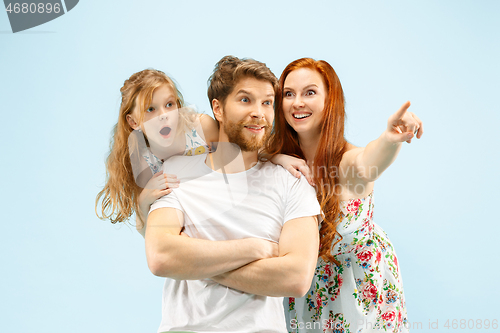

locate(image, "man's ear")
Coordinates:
126 114 140 130
212 99 224 123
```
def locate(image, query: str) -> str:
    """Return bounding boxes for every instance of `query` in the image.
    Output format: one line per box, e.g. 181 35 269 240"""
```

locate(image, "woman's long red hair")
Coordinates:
266 58 348 264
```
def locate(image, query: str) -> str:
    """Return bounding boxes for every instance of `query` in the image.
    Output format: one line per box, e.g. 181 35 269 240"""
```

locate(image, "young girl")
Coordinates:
95 69 218 235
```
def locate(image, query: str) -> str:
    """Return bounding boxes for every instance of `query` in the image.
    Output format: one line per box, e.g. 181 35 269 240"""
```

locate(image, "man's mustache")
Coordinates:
240 120 271 128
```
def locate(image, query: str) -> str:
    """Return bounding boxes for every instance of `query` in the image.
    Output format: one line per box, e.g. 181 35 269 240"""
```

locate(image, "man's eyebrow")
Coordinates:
235 89 274 98
236 89 253 96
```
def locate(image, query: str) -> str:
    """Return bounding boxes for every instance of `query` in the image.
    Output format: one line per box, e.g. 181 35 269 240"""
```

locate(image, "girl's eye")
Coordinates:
166 102 174 108
241 97 249 103
146 107 154 112
263 101 272 106
306 90 316 96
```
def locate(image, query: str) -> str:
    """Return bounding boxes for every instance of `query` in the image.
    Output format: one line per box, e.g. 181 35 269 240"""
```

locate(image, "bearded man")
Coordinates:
145 56 320 333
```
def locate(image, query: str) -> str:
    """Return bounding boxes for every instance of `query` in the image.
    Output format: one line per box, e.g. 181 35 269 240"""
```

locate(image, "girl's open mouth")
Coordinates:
159 126 171 138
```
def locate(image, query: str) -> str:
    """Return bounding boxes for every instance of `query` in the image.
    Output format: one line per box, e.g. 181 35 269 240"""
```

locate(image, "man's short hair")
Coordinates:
207 56 278 127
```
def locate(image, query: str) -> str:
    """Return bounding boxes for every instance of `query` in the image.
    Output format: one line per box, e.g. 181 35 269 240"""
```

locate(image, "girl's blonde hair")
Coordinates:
95 69 196 224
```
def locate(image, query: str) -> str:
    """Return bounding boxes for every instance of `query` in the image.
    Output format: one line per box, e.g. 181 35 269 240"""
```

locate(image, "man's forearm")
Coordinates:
211 253 316 298
146 234 267 280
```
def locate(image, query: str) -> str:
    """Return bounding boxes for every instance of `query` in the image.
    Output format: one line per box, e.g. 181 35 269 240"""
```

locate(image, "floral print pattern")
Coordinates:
184 127 210 157
142 149 163 174
324 312 351 333
285 192 408 333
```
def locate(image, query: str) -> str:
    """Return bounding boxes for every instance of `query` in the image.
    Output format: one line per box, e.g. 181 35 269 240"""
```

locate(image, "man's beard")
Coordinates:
223 117 271 152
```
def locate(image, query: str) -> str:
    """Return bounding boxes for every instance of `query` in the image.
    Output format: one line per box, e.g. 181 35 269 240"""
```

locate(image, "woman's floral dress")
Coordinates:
285 192 409 333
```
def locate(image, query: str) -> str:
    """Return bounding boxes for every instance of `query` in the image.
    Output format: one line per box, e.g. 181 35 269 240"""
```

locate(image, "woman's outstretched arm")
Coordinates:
347 101 423 182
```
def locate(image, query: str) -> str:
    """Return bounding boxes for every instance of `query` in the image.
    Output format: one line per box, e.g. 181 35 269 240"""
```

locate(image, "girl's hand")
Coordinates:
386 101 424 144
138 171 180 209
270 154 315 186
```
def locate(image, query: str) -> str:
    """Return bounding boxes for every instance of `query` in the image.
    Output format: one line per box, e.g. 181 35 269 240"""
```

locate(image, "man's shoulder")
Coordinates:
165 154 204 164
256 161 311 190
162 154 207 178
258 162 320 222
258 161 295 179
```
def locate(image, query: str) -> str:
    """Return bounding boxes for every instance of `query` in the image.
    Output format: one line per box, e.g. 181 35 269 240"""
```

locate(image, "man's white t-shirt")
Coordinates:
149 154 321 333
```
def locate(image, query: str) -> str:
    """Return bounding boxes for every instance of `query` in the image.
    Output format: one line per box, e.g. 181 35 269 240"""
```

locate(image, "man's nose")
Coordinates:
250 104 266 119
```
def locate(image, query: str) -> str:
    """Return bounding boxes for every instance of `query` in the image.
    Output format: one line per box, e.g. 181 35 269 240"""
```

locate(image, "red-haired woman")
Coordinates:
267 58 422 332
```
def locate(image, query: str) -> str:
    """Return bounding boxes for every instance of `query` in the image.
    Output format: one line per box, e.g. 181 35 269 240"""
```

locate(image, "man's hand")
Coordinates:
251 238 279 259
211 216 319 297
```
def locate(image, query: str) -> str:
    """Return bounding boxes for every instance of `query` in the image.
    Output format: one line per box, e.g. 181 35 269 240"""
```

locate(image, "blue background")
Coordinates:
1 1 499 332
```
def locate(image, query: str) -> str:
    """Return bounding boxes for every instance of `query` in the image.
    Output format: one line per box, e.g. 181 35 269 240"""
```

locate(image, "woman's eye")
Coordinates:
146 107 154 112
306 90 316 96
284 91 293 97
